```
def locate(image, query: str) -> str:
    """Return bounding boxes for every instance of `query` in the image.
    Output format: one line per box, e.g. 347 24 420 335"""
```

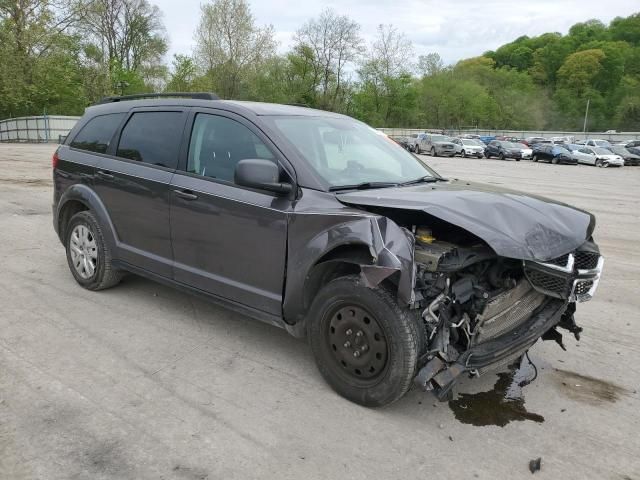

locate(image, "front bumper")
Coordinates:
415 299 568 399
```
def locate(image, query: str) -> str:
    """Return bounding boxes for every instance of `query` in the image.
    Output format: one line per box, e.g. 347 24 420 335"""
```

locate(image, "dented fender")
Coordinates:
283 193 416 336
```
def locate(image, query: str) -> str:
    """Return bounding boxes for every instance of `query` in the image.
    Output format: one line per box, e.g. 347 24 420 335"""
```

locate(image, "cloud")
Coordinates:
153 0 639 64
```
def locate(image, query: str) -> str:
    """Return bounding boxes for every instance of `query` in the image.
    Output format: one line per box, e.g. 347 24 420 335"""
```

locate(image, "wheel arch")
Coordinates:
283 215 415 338
56 184 117 252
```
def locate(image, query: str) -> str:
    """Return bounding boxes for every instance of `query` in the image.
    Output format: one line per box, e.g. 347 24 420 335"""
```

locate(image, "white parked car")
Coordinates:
579 146 624 167
584 139 611 148
451 138 485 158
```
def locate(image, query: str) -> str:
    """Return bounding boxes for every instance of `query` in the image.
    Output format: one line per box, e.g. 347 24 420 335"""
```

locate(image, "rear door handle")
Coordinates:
173 189 198 201
97 170 114 179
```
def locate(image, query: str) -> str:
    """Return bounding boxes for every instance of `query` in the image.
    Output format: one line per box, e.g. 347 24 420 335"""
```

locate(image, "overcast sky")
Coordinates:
154 0 639 65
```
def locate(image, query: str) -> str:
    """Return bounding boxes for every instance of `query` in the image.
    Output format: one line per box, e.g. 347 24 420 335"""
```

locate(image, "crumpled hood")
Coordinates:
336 179 595 262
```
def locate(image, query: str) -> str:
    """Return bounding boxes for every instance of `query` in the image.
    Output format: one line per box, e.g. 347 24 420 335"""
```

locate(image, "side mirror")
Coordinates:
234 159 292 195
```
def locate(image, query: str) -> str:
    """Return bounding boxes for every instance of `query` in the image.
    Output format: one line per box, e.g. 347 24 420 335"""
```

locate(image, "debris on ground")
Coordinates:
529 457 542 474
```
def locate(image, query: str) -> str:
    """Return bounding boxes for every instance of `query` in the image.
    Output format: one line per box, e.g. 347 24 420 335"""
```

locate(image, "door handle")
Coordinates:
97 170 114 179
173 189 198 201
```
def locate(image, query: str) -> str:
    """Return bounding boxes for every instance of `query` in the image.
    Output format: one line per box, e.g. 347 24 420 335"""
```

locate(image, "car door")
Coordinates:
92 108 187 277
487 141 499 157
579 148 596 165
169 109 293 315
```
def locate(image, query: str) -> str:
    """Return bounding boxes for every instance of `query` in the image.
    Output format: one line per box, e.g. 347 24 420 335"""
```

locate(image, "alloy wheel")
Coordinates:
69 224 98 279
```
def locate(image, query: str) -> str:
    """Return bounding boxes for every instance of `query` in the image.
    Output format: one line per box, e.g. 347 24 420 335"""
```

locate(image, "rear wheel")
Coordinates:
65 211 122 290
308 276 422 407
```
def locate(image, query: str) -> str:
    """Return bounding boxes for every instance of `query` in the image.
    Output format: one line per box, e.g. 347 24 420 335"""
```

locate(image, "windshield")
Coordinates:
266 116 437 188
430 135 450 142
462 139 483 146
505 142 522 149
594 140 611 147
592 147 611 155
553 146 570 153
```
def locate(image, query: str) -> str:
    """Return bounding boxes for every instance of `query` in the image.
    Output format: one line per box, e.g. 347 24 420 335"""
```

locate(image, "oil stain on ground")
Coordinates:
552 368 627 405
448 359 544 427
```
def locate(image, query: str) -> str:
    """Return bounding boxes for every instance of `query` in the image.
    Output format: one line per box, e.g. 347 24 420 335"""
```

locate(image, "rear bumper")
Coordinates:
414 299 568 400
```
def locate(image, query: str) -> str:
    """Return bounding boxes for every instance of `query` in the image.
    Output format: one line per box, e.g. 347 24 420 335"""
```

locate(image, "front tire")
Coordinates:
431 147 437 157
461 150 467 158
499 152 505 160
65 211 122 290
308 276 422 407
533 155 538 162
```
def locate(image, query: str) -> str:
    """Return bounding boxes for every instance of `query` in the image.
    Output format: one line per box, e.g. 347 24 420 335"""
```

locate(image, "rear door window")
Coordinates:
116 112 184 169
70 113 125 153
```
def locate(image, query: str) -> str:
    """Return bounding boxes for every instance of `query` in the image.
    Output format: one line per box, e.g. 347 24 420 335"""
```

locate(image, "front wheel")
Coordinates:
431 147 437 157
499 152 505 160
533 155 538 162
461 150 467 158
552 157 558 164
308 276 422 407
596 159 603 167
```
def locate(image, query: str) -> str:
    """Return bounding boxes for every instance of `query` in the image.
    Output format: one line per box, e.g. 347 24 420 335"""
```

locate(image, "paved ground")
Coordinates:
1 143 639 480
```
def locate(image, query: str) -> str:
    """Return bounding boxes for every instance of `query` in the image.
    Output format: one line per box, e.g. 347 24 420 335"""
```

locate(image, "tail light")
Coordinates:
52 151 59 169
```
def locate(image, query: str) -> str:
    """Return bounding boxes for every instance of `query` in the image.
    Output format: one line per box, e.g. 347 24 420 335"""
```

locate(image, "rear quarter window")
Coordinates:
116 112 184 169
70 113 125 153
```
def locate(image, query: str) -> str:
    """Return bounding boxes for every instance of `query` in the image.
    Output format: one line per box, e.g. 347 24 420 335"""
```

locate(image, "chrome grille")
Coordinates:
473 280 545 344
546 253 570 267
524 266 571 298
575 251 599 270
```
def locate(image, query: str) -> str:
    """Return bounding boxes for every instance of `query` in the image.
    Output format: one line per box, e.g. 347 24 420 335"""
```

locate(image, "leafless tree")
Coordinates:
294 8 364 109
417 52 445 77
79 0 167 72
194 0 276 98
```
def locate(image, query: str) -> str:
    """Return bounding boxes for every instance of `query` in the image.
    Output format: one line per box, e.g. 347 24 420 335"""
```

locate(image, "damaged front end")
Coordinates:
411 233 603 400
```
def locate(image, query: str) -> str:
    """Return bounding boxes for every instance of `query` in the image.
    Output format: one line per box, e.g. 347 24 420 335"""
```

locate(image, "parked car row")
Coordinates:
392 133 640 167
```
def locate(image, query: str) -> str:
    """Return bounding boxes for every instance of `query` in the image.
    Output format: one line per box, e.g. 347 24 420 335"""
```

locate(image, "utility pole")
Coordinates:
582 98 590 138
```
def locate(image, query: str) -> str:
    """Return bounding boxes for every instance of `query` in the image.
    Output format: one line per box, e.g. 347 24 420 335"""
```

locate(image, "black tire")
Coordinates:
552 157 558 165
533 155 538 162
431 147 437 157
596 159 602 167
416 144 421 154
65 211 122 291
461 150 466 158
308 275 422 407
516 158 521 161
499 152 505 160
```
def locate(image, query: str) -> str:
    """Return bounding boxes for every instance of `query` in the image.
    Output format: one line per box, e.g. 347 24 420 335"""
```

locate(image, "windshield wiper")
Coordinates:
397 176 446 186
329 181 399 191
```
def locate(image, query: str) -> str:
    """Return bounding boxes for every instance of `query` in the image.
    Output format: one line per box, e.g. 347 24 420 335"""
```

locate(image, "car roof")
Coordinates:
84 98 345 118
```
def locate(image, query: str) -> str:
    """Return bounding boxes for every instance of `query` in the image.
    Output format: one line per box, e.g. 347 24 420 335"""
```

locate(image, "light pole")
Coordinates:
582 98 590 139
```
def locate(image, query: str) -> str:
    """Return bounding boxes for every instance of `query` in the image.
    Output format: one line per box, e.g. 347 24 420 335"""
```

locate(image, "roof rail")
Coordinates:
97 92 219 104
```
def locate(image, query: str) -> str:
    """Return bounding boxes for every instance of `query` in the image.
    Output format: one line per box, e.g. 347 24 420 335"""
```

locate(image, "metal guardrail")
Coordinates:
0 115 80 143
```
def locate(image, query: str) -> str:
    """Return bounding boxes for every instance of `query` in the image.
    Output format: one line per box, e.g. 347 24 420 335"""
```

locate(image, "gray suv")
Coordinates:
415 133 456 156
53 93 603 407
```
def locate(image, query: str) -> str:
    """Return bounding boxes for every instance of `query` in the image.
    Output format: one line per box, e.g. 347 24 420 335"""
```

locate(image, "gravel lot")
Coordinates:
1 143 639 479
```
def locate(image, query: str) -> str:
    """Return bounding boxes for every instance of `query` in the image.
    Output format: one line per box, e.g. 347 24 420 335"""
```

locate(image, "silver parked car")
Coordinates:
577 146 624 167
451 138 485 158
416 134 456 157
